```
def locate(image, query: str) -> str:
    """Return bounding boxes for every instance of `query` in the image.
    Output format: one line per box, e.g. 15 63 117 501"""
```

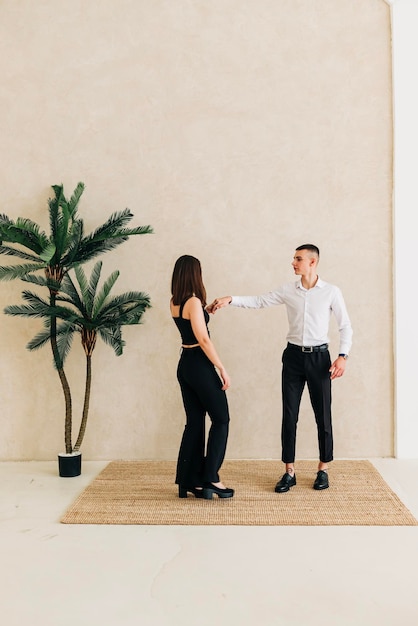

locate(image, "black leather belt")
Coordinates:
287 342 328 353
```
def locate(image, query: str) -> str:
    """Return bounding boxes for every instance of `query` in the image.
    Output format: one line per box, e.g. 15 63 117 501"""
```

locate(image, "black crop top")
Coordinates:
173 298 210 345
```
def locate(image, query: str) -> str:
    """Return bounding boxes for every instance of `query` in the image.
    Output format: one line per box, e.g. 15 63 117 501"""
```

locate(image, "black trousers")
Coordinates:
281 344 333 464
175 347 230 486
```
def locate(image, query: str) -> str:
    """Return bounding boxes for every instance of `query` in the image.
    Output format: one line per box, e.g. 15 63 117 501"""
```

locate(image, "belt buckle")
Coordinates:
302 346 313 353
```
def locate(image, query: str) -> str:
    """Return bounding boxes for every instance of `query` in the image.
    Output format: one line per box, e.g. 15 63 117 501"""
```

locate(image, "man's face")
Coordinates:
292 250 315 275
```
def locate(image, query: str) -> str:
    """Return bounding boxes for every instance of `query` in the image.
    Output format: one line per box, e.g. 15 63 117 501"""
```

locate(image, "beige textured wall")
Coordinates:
0 0 392 461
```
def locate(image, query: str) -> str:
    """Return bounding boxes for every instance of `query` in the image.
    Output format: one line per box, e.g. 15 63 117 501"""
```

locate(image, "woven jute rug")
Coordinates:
60 459 418 526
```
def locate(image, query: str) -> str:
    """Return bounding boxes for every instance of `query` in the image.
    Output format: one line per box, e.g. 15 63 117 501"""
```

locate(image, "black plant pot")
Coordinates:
58 452 82 477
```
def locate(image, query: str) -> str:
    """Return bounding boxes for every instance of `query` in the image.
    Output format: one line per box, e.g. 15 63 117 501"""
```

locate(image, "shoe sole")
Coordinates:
202 490 234 500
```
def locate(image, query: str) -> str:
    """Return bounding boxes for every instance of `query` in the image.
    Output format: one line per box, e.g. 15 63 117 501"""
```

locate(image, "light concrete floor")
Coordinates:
1 458 418 626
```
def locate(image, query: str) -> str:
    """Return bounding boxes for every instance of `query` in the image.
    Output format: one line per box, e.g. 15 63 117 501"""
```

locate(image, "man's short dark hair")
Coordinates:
296 244 320 258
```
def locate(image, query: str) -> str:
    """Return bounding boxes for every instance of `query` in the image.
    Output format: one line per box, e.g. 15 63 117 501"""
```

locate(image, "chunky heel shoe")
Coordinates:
178 485 204 499
202 483 234 499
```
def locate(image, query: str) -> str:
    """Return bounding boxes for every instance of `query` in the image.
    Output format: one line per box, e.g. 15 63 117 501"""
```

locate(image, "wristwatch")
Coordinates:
338 353 349 360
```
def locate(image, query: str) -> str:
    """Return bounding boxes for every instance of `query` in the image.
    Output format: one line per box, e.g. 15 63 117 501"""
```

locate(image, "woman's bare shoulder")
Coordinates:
183 296 203 316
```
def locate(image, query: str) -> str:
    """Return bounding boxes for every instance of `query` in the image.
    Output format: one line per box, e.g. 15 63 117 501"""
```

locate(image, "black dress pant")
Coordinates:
281 344 333 464
176 347 230 486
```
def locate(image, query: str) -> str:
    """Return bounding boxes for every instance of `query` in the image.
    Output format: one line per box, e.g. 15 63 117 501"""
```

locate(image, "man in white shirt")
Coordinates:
207 244 353 492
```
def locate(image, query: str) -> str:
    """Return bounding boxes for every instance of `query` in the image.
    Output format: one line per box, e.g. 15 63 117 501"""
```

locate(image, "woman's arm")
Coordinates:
185 297 230 390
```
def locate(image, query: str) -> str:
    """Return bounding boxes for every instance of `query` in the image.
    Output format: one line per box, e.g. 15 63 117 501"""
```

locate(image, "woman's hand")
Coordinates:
219 366 231 390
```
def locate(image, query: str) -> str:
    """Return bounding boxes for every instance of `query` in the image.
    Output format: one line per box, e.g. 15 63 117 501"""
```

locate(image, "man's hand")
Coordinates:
329 356 347 380
206 296 232 314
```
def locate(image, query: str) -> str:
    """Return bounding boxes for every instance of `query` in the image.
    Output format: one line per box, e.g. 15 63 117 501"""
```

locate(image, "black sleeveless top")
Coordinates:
173 297 210 345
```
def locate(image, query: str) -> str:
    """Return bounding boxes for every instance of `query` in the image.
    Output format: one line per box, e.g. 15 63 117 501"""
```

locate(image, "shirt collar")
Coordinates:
296 277 324 290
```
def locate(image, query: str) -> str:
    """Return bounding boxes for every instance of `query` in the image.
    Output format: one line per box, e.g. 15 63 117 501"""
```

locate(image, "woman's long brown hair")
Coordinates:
171 255 207 307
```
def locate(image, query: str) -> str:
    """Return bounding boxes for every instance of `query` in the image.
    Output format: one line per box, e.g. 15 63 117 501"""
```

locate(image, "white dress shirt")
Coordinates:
231 278 353 355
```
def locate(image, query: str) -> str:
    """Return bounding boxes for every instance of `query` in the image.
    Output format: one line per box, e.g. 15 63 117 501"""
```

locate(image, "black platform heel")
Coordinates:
202 483 234 499
178 485 204 499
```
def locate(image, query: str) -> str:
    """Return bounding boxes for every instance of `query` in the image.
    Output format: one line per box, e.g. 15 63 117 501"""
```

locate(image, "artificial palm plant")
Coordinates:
4 261 151 453
0 183 153 460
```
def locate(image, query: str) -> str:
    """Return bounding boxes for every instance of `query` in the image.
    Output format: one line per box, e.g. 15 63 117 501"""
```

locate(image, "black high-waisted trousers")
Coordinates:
175 347 230 486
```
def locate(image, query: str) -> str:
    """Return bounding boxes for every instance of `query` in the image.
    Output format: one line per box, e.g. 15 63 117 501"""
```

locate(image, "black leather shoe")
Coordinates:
202 483 234 499
178 485 204 499
275 472 296 493
313 470 329 490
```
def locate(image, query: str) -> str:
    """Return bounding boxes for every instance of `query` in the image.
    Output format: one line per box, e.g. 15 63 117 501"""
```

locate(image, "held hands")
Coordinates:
206 296 232 314
329 356 347 380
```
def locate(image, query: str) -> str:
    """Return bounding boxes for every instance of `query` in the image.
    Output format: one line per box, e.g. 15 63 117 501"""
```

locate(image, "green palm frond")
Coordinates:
55 322 77 366
74 236 128 265
92 269 119 318
13 217 49 249
0 216 49 253
26 326 52 351
61 219 84 268
48 184 65 246
22 273 61 294
4 302 50 319
68 182 85 216
0 245 45 263
58 274 86 315
118 303 150 326
55 293 82 310
113 225 154 237
73 264 92 312
5 289 54 320
98 291 151 320
86 209 137 240
27 321 77 368
0 213 14 229
98 325 124 356
49 304 83 325
21 289 53 307
21 274 49 286
0 262 46 281
48 184 82 262
39 242 57 263
52 214 71 263
88 261 102 303
4 290 80 324
75 209 153 258
0 230 44 255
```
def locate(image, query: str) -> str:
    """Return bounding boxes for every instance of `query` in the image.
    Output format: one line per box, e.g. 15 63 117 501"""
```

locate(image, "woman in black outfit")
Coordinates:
170 255 234 500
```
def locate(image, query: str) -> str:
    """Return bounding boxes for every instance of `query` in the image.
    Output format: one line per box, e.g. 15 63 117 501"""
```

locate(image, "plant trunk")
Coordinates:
49 290 73 453
73 353 92 452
